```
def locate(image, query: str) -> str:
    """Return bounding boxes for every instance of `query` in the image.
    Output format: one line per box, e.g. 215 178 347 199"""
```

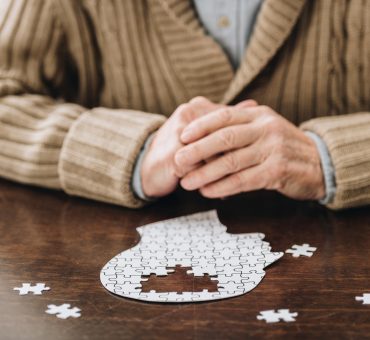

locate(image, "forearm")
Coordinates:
0 93 165 208
0 94 82 189
0 0 166 208
60 107 165 207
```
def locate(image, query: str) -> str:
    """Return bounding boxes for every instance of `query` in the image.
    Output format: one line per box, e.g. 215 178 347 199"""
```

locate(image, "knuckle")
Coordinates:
223 152 240 173
268 158 288 190
175 103 190 119
217 108 233 125
188 143 201 159
275 132 290 159
219 128 236 148
264 117 284 138
200 186 213 197
230 172 244 188
175 103 197 122
174 156 184 169
189 96 210 105
271 132 286 151
259 105 273 115
276 161 287 179
265 167 278 189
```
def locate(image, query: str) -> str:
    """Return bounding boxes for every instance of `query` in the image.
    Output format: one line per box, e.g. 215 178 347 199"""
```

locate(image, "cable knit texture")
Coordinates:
0 0 369 209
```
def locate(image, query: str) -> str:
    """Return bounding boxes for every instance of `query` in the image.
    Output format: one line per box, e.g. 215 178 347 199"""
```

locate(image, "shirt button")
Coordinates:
217 15 230 28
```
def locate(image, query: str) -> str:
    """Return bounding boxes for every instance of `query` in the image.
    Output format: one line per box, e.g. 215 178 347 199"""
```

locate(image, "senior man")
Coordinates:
0 0 369 210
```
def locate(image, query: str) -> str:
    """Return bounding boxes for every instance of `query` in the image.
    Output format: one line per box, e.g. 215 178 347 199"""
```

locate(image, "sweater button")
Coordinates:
217 15 230 28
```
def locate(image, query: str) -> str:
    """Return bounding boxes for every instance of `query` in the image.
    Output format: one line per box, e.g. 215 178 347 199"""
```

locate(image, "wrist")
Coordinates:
307 136 326 200
133 133 158 201
140 134 159 200
141 155 158 198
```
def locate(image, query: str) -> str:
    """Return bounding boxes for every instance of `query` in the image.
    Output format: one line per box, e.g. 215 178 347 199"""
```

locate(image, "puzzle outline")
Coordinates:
100 210 283 303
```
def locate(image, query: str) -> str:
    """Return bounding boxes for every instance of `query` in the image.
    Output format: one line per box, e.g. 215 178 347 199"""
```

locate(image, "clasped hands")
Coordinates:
141 96 325 201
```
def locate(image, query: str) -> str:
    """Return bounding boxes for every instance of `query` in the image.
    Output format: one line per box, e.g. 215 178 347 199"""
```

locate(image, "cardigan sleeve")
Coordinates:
300 113 370 210
0 0 165 208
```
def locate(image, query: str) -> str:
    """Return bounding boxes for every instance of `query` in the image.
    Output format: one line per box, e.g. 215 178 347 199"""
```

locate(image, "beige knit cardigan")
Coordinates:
0 0 369 209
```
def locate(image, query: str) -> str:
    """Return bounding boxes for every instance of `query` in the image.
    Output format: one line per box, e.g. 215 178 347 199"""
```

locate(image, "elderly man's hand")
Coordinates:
140 98 230 197
141 97 258 198
140 97 215 198
175 105 325 201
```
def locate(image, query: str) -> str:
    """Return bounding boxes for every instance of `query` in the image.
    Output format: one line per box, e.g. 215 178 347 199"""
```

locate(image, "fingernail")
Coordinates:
181 177 195 190
175 150 186 165
181 127 193 143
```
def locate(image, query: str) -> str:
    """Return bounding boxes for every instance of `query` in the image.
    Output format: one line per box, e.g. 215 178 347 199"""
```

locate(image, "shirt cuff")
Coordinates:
305 131 336 205
131 132 158 202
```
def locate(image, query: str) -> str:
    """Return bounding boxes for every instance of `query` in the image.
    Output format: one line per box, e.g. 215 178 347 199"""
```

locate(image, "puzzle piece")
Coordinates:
45 304 81 319
112 281 142 294
187 266 217 277
257 309 298 323
356 293 370 304
13 283 50 295
217 280 245 294
285 244 317 257
141 266 173 276
100 210 283 302
215 263 242 277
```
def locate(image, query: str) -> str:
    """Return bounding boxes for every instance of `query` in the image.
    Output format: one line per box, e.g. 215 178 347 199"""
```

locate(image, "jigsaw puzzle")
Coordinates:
100 210 283 303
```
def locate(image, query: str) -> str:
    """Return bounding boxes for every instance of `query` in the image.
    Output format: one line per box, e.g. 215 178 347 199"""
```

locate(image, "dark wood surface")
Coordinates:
1 178 370 340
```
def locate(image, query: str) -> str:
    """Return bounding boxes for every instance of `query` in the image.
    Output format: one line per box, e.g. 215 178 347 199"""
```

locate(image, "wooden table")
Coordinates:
1 178 370 340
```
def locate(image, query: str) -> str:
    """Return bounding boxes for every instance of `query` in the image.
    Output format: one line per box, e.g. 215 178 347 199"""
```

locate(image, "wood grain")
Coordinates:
1 178 370 339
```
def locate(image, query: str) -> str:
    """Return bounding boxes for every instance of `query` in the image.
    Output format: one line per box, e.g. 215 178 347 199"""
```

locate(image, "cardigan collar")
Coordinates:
153 0 307 104
222 0 308 103
150 0 234 103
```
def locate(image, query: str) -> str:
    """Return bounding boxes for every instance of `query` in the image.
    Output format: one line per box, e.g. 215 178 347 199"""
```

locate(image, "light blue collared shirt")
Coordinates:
193 0 262 68
132 0 336 204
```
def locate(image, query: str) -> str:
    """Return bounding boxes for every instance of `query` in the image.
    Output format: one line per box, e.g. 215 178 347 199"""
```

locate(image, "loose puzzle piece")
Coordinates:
13 283 50 295
257 309 298 323
100 210 283 303
45 304 81 319
285 244 317 257
355 293 370 304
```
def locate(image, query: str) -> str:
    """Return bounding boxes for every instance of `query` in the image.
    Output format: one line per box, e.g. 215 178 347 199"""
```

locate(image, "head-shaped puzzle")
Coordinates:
100 210 283 302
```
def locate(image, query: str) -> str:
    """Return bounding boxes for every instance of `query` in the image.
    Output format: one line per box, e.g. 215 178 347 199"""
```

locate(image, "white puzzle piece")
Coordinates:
13 283 50 295
356 293 370 304
285 244 317 257
257 309 298 323
45 304 81 319
100 210 283 303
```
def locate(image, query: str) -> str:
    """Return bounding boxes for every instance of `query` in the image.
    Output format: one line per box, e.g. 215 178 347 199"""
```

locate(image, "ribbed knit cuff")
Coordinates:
301 113 370 210
58 108 166 208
